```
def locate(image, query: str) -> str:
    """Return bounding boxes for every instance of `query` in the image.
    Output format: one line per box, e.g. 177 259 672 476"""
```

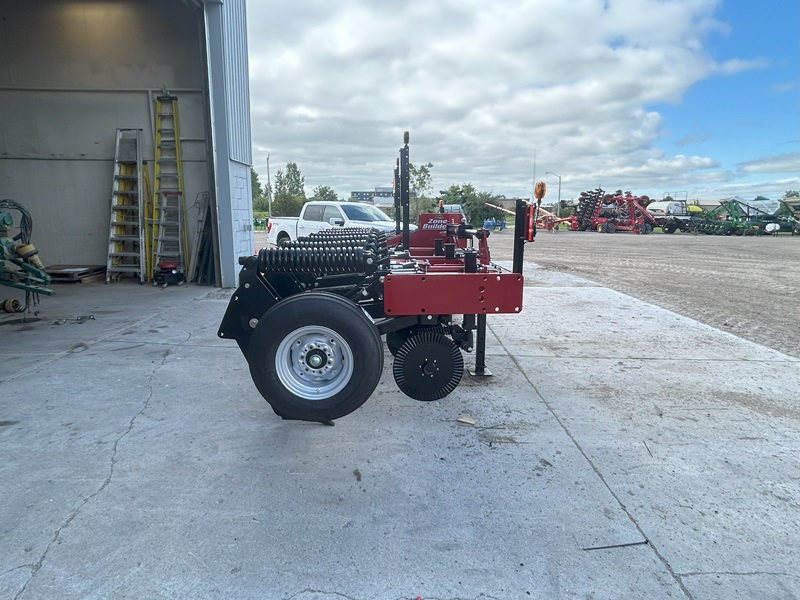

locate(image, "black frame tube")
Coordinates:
473 314 488 375
394 158 401 235
513 198 527 274
400 133 410 250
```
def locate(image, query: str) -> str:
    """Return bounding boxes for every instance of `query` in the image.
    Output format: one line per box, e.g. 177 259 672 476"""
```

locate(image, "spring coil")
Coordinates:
280 238 383 254
309 226 385 238
293 231 390 260
306 228 389 246
258 246 374 275
277 243 385 263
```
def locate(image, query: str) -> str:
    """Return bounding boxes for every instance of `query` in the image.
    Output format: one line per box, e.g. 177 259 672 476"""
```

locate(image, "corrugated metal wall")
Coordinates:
204 0 253 287
222 0 254 287
222 0 252 166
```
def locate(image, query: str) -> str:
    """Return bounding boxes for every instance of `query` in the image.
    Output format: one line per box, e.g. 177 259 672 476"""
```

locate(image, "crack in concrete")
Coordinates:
493 321 695 600
390 595 502 600
184 321 216 344
12 351 170 600
284 589 359 600
1 564 34 578
680 571 800 579
283 592 501 600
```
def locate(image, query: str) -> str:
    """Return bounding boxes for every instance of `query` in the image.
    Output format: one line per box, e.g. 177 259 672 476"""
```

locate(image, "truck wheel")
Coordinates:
277 232 290 246
247 292 384 422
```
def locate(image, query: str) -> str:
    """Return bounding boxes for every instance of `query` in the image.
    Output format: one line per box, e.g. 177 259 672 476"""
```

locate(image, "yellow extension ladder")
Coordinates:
106 128 146 283
151 95 188 285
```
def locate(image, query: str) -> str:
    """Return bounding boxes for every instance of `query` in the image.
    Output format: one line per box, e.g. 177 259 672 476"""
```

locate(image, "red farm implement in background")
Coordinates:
485 200 571 233
218 132 540 423
568 188 656 234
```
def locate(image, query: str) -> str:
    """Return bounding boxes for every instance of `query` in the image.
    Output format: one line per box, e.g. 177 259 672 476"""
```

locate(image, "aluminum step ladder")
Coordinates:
106 128 146 283
151 95 188 286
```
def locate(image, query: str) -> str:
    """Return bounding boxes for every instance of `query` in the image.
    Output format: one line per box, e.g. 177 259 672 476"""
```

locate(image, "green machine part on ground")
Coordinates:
0 199 54 312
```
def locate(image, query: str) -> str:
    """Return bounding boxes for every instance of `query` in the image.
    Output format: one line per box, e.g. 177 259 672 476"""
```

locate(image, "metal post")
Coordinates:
512 198 526 274
394 158 401 234
266 154 272 217
400 132 410 250
469 313 492 377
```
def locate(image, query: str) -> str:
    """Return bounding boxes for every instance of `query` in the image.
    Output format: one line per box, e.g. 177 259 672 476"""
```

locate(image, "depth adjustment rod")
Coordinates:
446 223 489 241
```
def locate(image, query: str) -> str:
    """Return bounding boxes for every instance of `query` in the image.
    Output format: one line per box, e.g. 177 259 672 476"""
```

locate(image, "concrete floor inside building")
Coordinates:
1 234 799 600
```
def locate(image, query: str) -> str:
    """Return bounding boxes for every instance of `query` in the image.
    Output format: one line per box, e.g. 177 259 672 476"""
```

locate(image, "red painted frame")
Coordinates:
383 272 523 316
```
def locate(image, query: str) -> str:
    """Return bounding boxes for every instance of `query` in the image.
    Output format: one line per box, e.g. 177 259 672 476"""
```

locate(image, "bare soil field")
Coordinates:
255 227 800 359
495 228 800 359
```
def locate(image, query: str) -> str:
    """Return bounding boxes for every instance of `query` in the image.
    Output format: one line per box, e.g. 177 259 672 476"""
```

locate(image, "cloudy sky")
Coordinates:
246 0 798 203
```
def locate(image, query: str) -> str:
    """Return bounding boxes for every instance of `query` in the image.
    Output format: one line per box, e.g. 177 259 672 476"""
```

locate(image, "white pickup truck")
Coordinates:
267 201 415 245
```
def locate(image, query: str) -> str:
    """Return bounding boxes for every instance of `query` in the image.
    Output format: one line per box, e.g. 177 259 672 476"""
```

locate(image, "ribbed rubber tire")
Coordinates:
247 292 383 422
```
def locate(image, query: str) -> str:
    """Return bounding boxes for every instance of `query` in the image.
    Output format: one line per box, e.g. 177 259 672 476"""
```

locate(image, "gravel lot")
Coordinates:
494 227 800 359
255 226 800 359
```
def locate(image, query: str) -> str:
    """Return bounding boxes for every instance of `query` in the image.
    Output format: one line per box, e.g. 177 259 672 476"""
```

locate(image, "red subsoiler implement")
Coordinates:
218 133 541 423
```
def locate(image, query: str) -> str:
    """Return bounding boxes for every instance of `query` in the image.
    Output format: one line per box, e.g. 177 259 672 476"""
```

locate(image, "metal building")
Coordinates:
0 0 253 288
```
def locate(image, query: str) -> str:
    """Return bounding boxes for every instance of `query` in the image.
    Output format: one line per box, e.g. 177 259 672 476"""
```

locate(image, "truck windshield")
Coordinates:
340 204 391 222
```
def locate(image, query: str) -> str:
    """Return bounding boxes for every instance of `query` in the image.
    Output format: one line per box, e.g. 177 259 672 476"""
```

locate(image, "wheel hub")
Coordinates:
299 343 334 374
422 360 437 376
275 326 353 400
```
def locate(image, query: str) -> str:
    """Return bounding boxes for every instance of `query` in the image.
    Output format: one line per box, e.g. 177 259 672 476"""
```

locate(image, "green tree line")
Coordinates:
254 163 800 223
251 164 339 217
251 161 510 225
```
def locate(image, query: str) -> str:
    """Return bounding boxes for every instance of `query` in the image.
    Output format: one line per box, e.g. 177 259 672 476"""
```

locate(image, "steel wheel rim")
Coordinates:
275 325 354 400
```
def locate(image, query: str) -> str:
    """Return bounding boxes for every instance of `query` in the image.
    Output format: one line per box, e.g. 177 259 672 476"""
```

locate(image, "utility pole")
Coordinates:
266 154 272 217
546 171 562 217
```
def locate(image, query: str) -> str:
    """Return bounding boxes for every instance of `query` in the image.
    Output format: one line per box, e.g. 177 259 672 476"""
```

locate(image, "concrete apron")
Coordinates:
1 264 798 600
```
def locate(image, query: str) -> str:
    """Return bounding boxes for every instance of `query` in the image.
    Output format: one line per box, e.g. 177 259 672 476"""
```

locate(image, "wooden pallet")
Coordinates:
46 265 106 283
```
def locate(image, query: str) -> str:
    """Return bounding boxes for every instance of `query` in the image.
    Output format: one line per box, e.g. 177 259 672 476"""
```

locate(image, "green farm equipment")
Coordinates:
781 196 800 234
0 199 54 315
694 198 794 236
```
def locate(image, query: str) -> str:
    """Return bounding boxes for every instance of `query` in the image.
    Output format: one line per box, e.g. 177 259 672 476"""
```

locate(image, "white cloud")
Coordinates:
739 153 800 174
245 0 769 201
770 81 798 94
715 58 768 75
697 176 800 201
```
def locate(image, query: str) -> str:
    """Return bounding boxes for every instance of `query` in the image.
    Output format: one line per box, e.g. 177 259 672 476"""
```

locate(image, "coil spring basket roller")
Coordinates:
218 133 541 423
